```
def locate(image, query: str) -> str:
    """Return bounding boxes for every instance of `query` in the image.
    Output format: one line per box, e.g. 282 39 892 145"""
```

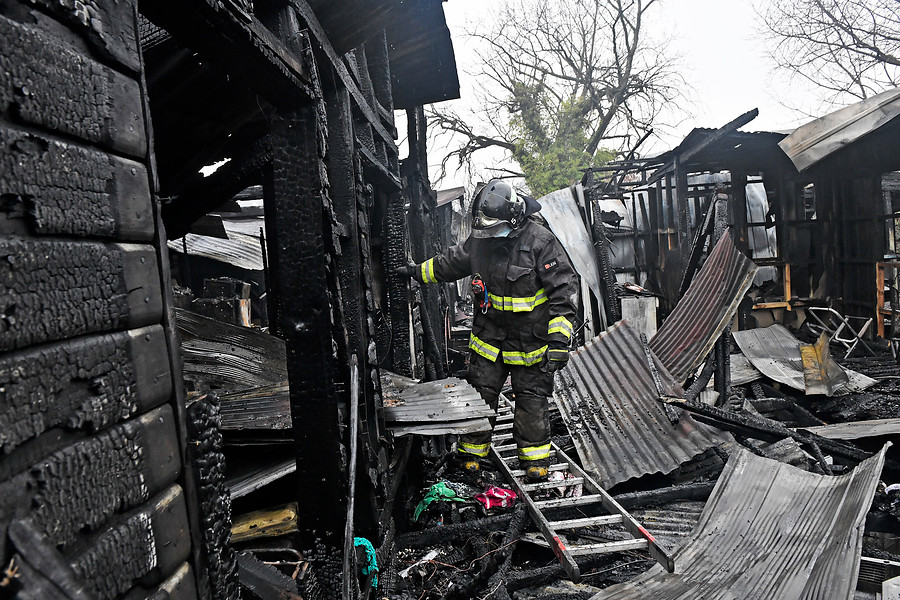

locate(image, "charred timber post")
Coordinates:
713 325 732 402
674 156 691 252
729 171 749 253
264 102 347 547
402 106 447 379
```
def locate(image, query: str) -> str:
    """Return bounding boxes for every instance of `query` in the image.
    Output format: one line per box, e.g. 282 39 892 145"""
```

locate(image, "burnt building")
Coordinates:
0 0 460 597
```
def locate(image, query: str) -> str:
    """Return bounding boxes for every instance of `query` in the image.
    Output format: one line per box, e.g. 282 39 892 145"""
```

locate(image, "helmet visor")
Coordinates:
473 209 509 230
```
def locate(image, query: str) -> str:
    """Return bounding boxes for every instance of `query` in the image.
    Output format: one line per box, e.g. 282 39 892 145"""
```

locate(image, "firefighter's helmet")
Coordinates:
471 180 526 238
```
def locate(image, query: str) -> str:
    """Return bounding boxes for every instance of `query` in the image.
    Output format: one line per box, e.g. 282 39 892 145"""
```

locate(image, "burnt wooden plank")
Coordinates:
290 0 399 157
226 457 296 499
69 485 191 600
162 134 272 239
11 0 142 72
0 125 154 240
29 405 181 546
0 405 181 566
8 518 95 600
0 324 171 453
0 14 146 157
0 239 162 351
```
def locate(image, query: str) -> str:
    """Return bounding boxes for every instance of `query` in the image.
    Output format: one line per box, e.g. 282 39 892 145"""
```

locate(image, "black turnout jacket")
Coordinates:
412 219 578 366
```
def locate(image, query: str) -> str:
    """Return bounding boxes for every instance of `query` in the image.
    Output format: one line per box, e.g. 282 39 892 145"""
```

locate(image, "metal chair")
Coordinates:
806 306 875 358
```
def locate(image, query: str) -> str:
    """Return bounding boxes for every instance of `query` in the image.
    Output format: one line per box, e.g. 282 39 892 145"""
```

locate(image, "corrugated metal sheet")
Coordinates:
779 87 900 172
590 444 889 600
630 501 706 549
649 233 758 384
381 373 493 436
801 418 900 441
168 230 264 271
554 321 731 488
732 325 877 396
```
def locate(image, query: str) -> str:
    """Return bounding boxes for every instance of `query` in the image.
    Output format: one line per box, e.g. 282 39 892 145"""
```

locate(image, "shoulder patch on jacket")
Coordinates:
543 260 558 270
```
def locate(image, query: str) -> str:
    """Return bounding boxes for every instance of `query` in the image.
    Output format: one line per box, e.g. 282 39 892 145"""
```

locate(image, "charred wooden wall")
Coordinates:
0 1 201 598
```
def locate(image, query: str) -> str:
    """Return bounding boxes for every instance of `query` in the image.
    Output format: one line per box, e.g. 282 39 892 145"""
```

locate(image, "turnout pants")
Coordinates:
458 352 553 465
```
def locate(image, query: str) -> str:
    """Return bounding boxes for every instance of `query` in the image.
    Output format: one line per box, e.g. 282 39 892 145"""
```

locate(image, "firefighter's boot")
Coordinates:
462 458 481 474
525 464 549 482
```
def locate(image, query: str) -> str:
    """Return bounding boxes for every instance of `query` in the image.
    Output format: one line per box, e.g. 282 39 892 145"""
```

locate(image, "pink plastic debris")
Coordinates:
474 486 517 509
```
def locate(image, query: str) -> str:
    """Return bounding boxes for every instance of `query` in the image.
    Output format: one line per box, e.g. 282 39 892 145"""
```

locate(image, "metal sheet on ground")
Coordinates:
732 325 876 396
589 444 889 600
555 321 731 488
381 373 492 436
798 418 900 440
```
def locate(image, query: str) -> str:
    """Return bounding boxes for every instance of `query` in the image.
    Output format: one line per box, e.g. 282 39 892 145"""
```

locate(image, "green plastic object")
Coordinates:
413 481 467 521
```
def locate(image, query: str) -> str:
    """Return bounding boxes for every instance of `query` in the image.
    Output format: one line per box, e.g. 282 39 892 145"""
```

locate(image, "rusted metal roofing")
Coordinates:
554 321 731 489
650 233 758 384
779 87 900 172
381 373 492 436
589 444 889 600
732 325 877 396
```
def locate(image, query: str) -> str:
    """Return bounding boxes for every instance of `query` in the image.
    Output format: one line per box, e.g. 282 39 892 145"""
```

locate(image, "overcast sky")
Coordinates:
429 0 821 190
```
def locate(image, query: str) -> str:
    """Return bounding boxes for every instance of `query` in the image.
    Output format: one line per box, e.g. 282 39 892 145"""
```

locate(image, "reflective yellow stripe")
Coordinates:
502 345 547 366
459 442 490 457
487 288 547 312
469 334 500 362
548 316 573 339
518 443 552 461
420 258 437 283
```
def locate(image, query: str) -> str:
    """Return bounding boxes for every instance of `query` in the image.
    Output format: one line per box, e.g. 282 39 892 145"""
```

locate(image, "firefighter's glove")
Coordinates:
545 343 569 373
393 263 417 278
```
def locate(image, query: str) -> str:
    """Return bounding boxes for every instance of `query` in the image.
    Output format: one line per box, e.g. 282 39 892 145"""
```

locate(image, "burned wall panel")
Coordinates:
0 0 201 597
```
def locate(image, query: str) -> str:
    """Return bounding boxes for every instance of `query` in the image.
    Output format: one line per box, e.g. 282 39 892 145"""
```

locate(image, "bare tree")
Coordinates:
429 0 682 195
761 0 900 103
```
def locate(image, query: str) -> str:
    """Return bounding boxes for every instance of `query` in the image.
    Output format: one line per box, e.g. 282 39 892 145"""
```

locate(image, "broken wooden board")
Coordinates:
231 503 299 544
381 371 492 436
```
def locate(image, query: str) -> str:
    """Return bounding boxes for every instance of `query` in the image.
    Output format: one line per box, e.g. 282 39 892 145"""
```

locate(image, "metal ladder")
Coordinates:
489 398 675 583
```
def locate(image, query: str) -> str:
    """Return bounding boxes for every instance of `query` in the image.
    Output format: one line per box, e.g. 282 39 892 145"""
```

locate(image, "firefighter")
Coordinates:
396 180 578 482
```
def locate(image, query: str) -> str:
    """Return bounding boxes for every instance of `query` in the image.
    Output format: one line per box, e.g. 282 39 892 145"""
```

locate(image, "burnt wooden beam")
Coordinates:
289 0 400 158
264 102 347 547
139 0 314 103
162 134 273 239
402 106 446 379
